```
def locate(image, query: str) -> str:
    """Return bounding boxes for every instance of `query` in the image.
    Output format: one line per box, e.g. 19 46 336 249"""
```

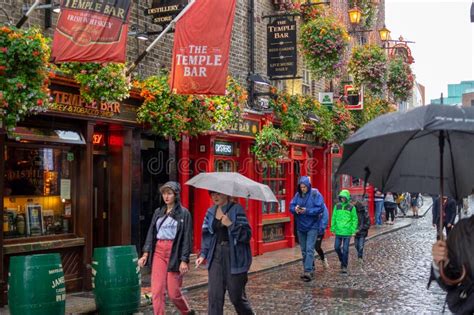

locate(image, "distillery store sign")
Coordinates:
267 17 297 79
145 0 187 26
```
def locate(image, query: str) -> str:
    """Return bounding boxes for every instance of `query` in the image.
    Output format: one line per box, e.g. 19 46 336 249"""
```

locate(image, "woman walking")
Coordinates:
195 191 254 315
138 181 195 315
384 192 397 225
315 203 330 270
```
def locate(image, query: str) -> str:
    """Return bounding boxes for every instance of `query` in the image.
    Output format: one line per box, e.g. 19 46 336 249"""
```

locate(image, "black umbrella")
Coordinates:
337 105 472 284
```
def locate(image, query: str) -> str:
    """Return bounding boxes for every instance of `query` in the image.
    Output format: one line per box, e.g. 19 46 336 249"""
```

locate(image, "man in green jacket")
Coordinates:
331 190 358 274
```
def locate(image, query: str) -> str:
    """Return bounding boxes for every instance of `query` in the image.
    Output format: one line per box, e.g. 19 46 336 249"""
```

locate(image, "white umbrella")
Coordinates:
185 172 278 203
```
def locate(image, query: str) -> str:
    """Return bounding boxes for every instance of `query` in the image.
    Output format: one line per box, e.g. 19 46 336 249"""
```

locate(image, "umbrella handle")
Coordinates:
438 260 467 286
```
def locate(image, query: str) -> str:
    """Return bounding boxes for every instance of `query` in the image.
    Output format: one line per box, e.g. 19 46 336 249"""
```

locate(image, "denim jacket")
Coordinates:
199 202 252 274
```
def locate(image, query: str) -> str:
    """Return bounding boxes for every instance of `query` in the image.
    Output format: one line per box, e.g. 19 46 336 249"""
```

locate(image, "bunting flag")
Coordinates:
51 0 131 62
169 0 237 95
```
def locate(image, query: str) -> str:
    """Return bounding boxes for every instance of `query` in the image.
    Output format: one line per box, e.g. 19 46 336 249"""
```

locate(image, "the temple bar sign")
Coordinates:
267 17 297 79
144 0 187 26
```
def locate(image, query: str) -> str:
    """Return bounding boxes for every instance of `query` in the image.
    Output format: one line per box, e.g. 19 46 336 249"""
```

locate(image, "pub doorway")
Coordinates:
93 154 109 248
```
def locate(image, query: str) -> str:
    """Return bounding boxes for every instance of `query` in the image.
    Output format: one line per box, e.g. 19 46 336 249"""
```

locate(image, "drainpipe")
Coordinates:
248 0 256 108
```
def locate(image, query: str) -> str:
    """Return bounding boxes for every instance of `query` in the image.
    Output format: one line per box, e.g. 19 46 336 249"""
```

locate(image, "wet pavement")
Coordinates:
143 213 450 314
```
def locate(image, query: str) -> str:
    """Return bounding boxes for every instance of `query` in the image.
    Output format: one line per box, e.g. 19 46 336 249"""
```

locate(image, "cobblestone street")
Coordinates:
144 213 450 314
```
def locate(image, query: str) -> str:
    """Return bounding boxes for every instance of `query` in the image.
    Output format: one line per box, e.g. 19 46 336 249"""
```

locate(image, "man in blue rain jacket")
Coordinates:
290 176 325 282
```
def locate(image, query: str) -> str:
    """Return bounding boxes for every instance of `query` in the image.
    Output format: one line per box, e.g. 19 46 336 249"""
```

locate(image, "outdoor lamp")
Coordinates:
378 25 391 42
348 5 362 25
136 33 149 41
249 73 271 86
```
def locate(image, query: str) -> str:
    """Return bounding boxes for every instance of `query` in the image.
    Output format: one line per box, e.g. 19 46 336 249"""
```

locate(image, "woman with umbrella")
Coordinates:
195 191 255 315
431 216 474 314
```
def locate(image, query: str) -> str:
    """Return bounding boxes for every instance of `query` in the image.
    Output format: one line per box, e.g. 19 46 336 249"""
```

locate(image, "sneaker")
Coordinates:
187 310 196 315
358 257 364 266
302 272 313 282
322 257 329 269
341 267 348 274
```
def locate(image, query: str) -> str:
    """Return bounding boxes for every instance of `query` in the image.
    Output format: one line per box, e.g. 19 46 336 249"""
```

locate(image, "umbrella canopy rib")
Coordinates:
446 132 459 199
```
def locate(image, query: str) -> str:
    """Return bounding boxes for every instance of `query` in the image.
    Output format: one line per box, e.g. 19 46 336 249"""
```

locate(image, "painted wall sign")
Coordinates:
48 83 138 123
267 17 297 79
227 119 260 136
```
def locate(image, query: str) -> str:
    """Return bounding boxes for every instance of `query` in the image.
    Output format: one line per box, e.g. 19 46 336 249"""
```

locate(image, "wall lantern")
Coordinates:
348 6 362 25
378 24 391 41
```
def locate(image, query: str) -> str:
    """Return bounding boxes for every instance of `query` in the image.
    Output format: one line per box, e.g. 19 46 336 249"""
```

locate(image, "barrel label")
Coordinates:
49 268 63 274
56 286 66 302
52 276 65 289
92 261 99 265
91 268 97 276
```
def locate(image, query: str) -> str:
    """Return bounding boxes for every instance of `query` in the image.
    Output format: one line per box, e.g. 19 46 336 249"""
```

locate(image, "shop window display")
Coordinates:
262 164 286 214
3 146 74 238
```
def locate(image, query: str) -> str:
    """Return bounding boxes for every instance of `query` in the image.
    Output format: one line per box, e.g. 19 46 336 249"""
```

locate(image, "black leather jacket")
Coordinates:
142 204 193 272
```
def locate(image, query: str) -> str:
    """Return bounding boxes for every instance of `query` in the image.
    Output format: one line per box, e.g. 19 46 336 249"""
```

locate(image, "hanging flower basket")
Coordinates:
251 123 288 168
387 56 415 102
300 15 350 79
206 76 247 131
135 72 212 141
302 97 335 143
0 26 51 133
269 92 306 138
331 101 355 144
348 44 387 96
58 62 131 104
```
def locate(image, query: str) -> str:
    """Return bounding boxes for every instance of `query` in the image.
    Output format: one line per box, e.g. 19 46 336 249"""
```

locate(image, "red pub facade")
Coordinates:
178 111 334 256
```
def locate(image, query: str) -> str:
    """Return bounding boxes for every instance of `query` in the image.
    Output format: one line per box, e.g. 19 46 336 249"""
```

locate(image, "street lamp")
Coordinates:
348 5 362 25
378 25 391 42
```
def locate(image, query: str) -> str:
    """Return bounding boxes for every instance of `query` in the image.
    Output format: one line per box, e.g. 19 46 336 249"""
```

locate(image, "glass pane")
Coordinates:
4 147 74 239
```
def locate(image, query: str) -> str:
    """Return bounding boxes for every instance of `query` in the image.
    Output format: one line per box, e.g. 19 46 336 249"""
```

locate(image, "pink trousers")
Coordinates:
151 240 191 315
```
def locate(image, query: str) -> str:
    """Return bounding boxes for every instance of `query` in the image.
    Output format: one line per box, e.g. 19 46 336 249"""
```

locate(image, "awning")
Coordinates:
9 127 86 145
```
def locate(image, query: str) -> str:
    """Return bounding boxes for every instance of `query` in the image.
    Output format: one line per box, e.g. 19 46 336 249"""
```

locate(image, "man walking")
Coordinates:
290 176 325 282
374 188 384 226
432 196 457 239
354 201 371 265
331 190 358 274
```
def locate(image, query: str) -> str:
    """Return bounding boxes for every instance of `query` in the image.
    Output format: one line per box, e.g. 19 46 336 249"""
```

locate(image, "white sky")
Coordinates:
385 0 474 103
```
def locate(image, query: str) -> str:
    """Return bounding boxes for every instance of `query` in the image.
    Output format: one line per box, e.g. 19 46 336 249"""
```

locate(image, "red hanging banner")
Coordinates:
169 0 237 95
51 0 131 63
